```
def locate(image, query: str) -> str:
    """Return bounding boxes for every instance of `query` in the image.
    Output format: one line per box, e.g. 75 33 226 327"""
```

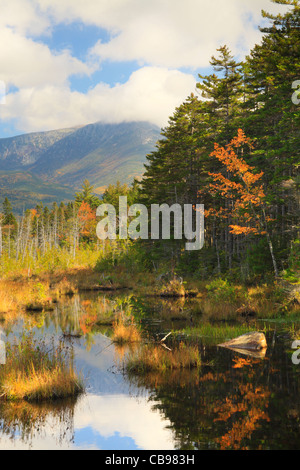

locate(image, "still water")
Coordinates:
0 291 300 450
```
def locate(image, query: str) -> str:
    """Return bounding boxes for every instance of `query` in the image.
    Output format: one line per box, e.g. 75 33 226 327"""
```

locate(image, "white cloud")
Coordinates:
0 0 50 36
0 0 291 133
1 67 196 131
37 0 288 68
0 27 92 89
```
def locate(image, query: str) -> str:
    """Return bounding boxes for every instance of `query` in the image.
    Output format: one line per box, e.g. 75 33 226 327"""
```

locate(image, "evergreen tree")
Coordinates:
2 197 17 230
141 94 210 207
197 45 243 144
243 0 300 259
75 179 101 209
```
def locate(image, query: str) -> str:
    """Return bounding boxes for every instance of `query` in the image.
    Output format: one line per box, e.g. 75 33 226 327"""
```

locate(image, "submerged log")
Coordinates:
218 331 267 352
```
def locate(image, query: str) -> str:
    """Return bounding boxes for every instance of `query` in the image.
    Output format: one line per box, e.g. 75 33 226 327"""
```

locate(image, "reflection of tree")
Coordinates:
125 337 300 450
212 360 270 450
0 398 79 448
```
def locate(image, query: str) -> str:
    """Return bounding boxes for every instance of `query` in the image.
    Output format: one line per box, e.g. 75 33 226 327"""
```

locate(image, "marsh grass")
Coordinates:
0 280 53 316
126 341 201 373
200 280 291 320
175 323 258 345
159 279 186 298
0 247 100 280
112 315 142 344
0 333 84 402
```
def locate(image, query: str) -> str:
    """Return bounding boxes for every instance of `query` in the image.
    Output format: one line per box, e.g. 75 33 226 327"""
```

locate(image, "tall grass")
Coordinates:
0 246 100 279
0 280 54 317
112 315 142 344
177 323 258 344
126 342 201 373
159 279 186 297
0 333 84 402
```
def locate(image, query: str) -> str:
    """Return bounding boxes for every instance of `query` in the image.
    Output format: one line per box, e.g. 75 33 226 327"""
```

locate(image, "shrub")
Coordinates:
206 278 239 303
159 279 185 297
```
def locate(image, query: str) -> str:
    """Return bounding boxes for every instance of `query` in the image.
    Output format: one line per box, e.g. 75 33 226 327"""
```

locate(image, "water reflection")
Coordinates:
0 292 299 450
0 399 77 449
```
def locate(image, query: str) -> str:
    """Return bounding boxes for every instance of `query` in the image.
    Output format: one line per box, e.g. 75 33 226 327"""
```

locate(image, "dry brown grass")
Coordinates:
112 315 142 344
126 341 201 373
159 279 186 298
1 366 82 402
0 280 52 315
0 333 84 402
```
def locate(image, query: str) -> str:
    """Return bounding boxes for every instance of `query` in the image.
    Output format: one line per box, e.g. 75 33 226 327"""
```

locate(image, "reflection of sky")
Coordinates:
0 320 175 450
73 394 174 450
72 332 175 450
0 391 174 450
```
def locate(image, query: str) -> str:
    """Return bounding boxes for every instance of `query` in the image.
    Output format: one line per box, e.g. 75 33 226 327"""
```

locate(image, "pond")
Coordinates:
0 290 299 450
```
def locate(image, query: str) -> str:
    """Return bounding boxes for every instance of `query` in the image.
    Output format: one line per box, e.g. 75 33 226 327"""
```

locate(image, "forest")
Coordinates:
0 0 299 312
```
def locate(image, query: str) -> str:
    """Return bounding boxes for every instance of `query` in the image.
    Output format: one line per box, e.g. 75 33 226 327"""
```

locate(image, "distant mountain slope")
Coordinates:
0 127 80 168
0 171 75 212
30 121 160 190
0 121 160 211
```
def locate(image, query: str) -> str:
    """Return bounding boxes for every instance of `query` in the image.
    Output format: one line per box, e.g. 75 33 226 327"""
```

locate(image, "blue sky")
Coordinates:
0 0 288 138
41 22 142 92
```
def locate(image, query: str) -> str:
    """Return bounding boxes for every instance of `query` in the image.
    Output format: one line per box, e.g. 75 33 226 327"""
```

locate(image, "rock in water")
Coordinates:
218 331 267 351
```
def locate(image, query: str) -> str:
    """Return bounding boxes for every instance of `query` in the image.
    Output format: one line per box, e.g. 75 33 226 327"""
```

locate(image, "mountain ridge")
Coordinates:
0 121 160 211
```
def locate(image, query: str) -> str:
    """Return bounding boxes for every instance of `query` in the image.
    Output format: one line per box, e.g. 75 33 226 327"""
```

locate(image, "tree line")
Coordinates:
139 0 300 281
0 0 299 282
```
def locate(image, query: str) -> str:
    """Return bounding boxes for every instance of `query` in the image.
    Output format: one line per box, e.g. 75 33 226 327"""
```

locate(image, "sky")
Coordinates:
0 0 289 138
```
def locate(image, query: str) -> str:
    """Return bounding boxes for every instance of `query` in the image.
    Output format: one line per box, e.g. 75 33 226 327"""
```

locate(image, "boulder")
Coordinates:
218 331 267 351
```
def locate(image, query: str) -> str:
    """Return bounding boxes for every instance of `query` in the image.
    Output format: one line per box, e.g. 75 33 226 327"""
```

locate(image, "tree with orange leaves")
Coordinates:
207 129 279 277
77 201 96 242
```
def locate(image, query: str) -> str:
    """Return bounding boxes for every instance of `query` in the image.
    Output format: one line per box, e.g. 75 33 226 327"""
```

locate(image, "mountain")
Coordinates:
0 127 80 168
0 121 160 211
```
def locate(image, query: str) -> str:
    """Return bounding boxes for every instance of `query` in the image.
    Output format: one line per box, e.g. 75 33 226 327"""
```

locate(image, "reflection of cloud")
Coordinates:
74 394 175 450
0 392 175 449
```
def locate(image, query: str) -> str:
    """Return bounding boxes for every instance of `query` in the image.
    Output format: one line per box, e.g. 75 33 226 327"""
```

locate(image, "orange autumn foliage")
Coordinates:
207 129 268 236
79 313 98 335
232 357 253 369
78 201 96 237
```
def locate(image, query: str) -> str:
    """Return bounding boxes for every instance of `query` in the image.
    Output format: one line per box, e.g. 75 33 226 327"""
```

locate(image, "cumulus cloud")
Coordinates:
1 67 196 131
0 0 290 133
0 0 50 36
36 0 287 68
0 27 92 89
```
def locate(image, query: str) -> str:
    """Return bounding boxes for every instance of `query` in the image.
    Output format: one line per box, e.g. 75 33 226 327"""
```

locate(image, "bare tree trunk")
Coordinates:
266 230 279 278
262 209 279 278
